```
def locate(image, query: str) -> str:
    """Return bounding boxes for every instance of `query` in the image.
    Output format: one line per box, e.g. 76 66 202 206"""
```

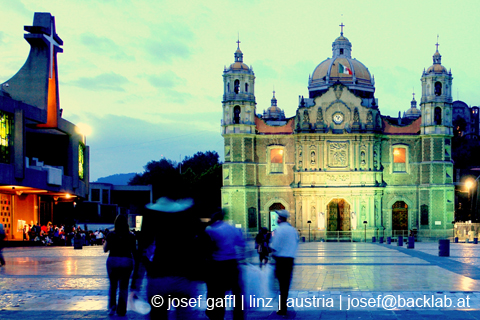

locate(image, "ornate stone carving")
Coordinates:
328 142 348 167
353 107 360 122
334 84 343 100
303 109 310 123
367 110 373 123
310 150 316 165
316 107 324 122
326 174 349 181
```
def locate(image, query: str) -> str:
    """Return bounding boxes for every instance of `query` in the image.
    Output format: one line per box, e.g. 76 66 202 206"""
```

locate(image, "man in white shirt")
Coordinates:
270 209 298 315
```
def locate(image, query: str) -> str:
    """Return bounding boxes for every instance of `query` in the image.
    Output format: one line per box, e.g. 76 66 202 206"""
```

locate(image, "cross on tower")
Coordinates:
237 33 241 49
435 34 440 52
340 22 345 36
43 22 61 79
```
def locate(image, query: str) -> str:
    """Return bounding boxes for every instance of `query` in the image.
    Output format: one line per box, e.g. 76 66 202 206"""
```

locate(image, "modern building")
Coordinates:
81 182 152 230
0 13 89 240
221 29 458 239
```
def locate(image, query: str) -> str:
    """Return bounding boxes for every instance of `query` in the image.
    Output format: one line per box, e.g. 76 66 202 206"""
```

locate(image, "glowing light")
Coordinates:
76 123 92 137
465 180 474 190
393 149 400 156
65 193 71 199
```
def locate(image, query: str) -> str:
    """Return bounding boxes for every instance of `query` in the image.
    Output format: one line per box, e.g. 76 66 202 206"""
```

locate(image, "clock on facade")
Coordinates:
333 112 344 124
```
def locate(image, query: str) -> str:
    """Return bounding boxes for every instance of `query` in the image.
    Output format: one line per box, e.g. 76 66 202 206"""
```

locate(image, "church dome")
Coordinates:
426 64 447 73
425 45 448 75
263 91 285 121
227 44 250 71
308 31 375 99
405 93 421 119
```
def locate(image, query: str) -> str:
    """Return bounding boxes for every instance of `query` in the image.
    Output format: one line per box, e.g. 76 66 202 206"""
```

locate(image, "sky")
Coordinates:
0 0 479 181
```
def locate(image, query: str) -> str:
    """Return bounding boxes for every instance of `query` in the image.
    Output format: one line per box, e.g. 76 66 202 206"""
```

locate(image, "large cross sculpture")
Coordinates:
340 22 345 36
42 22 61 79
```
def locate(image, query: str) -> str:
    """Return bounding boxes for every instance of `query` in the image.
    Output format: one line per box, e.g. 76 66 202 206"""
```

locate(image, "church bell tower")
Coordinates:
419 38 454 231
222 41 256 134
420 39 453 135
221 41 258 230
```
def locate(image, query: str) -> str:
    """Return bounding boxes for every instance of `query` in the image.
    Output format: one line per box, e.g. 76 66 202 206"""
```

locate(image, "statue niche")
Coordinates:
301 109 311 131
315 107 326 132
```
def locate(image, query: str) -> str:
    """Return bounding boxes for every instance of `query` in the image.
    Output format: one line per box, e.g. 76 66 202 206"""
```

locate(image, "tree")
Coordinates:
129 151 223 216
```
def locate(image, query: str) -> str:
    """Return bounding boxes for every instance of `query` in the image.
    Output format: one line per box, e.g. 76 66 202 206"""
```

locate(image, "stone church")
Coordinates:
221 29 455 239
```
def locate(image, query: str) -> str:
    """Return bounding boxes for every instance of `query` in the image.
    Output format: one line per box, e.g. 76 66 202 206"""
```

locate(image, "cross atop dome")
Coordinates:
432 35 442 65
340 22 345 36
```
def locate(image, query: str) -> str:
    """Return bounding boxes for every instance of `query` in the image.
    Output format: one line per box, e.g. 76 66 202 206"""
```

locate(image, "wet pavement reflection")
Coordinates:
1 241 480 318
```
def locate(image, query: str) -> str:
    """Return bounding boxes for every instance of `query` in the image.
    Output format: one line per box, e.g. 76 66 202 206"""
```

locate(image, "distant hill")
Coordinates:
95 173 137 185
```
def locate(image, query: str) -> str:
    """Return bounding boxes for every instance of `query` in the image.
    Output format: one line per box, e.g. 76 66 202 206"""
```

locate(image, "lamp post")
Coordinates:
307 220 312 242
363 221 367 243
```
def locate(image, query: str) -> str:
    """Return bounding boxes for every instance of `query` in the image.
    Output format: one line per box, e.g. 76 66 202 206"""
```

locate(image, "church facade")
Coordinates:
221 31 455 239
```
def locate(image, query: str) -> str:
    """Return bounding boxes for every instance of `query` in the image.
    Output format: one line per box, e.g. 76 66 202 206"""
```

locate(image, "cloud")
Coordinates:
69 72 129 92
7 1 31 18
80 32 135 61
145 39 191 63
143 71 186 88
0 32 4 46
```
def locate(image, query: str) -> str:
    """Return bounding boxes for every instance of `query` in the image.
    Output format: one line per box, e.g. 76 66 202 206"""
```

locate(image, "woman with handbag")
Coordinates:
103 214 136 316
255 227 271 268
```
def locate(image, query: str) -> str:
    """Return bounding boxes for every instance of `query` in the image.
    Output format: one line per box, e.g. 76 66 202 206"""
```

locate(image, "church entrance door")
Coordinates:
327 199 351 231
392 201 408 232
269 203 285 231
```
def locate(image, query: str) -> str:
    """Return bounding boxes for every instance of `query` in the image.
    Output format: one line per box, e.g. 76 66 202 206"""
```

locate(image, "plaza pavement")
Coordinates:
2 241 480 319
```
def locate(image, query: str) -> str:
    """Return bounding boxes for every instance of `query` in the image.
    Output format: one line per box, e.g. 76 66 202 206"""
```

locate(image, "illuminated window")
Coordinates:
0 111 13 164
79 143 85 180
270 148 284 173
393 147 406 172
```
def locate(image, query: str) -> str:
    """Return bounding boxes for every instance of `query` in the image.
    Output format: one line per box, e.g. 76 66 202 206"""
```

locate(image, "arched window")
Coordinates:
434 107 442 125
233 106 241 124
234 80 240 94
435 82 442 96
245 83 248 92
227 83 230 93
393 147 406 172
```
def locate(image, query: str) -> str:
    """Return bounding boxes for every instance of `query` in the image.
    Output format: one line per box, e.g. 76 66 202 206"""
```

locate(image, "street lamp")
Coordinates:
452 220 455 240
307 220 312 242
363 221 367 243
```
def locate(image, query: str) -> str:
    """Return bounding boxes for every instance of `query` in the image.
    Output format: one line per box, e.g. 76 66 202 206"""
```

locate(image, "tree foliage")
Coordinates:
129 151 222 216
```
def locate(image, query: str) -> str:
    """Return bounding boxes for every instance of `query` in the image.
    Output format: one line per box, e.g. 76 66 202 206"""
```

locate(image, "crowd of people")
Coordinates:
103 198 299 319
22 222 108 247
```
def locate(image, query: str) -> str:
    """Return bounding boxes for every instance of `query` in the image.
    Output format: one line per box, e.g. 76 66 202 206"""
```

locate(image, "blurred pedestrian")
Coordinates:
270 209 298 316
0 223 6 266
143 197 205 320
255 227 271 268
103 214 136 316
205 209 245 320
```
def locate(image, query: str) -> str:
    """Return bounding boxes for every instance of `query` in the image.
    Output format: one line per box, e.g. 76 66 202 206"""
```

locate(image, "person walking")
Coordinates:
0 223 6 266
270 209 298 316
142 197 206 320
205 209 245 320
103 214 136 316
255 227 271 268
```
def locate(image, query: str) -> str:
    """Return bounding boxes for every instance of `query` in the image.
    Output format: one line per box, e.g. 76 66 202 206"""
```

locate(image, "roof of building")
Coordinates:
383 117 421 135
255 116 294 134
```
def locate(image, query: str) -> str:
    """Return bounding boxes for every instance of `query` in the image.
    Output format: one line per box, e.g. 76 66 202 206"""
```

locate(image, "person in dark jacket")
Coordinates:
142 197 206 320
103 214 136 316
255 227 271 268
